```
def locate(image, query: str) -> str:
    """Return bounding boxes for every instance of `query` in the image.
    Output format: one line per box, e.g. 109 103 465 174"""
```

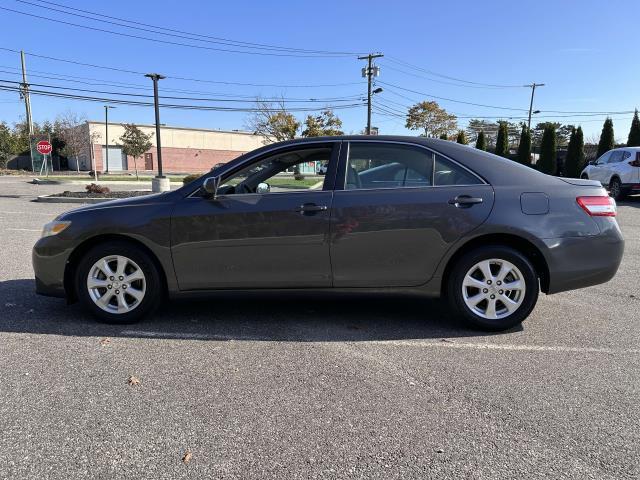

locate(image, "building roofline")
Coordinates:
86 120 260 137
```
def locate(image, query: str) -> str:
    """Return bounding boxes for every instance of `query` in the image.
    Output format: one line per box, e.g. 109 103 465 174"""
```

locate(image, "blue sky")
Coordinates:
0 0 638 141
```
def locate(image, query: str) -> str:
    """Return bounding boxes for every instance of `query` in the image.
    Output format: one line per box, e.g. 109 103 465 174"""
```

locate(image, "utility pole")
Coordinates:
104 105 115 173
358 53 383 135
525 83 545 130
19 50 34 171
145 73 168 192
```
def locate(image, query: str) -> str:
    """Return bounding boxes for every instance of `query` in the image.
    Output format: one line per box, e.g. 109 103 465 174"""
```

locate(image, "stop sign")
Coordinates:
36 140 52 155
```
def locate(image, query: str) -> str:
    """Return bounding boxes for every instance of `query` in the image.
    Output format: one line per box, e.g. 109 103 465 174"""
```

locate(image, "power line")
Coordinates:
380 62 524 90
378 80 529 112
0 5 357 58
385 56 526 88
0 83 366 112
0 76 363 104
0 46 363 88
18 0 364 56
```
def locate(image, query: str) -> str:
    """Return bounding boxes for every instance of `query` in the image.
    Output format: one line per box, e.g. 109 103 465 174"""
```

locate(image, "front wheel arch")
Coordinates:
64 234 168 304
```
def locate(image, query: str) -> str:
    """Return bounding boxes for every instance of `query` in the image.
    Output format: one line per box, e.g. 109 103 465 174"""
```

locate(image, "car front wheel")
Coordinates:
448 246 539 331
75 241 162 323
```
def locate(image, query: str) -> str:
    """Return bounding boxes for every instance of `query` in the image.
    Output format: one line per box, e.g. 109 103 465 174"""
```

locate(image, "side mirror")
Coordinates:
203 176 221 198
256 182 271 194
588 160 595 166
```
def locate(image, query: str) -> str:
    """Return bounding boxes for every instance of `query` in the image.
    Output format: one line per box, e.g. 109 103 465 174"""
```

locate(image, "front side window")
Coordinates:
346 143 433 190
217 146 332 195
608 151 624 164
595 152 611 165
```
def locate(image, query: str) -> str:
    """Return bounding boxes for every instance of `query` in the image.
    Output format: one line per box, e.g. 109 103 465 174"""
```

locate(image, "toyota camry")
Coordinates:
33 137 624 331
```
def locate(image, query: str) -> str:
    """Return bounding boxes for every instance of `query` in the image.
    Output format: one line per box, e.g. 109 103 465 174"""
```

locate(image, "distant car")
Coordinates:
33 136 624 331
580 147 640 199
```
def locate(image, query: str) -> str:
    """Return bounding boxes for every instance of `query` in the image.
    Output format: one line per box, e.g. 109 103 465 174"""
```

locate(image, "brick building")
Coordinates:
70 121 268 174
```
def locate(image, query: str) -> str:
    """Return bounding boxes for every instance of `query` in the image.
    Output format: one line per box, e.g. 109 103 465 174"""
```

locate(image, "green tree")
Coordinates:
456 130 467 144
0 122 13 170
538 123 557 174
119 124 153 181
516 124 532 165
405 100 457 137
494 121 509 157
301 109 343 137
564 126 585 178
627 109 640 147
597 118 615 158
475 131 487 151
439 133 448 140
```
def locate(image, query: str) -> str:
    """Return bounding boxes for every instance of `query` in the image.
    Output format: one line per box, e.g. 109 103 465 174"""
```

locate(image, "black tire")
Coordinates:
580 174 589 180
608 177 625 201
447 245 539 331
75 241 162 324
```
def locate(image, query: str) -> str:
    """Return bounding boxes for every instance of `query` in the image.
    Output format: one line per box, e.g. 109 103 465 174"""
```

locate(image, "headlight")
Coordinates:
41 221 71 238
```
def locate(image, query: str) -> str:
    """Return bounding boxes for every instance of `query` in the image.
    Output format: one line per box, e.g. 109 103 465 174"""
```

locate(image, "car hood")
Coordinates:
57 191 174 220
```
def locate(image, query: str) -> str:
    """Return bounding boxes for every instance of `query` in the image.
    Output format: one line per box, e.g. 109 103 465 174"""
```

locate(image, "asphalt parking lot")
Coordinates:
0 176 638 479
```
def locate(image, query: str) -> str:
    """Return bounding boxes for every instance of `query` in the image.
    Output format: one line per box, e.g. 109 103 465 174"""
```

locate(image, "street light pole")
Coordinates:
145 73 168 192
103 105 115 173
525 83 545 130
358 53 383 135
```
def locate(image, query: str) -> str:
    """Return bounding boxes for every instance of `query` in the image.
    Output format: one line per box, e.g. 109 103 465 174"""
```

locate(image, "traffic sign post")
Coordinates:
36 141 52 177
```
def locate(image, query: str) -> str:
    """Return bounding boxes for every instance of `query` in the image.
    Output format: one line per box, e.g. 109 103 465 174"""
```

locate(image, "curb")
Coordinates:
36 195 118 204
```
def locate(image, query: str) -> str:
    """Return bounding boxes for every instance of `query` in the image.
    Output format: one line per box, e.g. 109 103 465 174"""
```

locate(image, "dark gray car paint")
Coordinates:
32 135 624 302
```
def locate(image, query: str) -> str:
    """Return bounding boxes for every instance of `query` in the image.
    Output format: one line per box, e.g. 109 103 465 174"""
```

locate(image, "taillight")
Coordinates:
630 152 640 167
576 196 617 217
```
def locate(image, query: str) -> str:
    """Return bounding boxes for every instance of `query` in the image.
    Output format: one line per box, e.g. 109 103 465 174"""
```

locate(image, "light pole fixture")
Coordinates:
145 73 168 192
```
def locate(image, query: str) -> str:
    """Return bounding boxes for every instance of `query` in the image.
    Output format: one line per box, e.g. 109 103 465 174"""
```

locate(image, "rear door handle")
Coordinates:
295 203 328 213
448 195 484 208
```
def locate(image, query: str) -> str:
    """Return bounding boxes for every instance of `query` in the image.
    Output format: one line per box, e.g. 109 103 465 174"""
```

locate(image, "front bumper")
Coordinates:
32 236 72 299
544 219 624 294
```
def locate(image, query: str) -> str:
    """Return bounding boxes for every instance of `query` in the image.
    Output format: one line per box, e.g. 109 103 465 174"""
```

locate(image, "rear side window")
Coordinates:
622 151 631 160
346 143 433 190
434 155 483 186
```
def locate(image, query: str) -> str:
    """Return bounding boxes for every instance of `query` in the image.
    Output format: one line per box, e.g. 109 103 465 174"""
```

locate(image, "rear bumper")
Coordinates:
622 183 640 194
544 220 624 294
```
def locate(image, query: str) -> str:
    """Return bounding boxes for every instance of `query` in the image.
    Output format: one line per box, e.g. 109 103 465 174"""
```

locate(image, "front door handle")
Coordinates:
295 203 328 214
448 195 484 208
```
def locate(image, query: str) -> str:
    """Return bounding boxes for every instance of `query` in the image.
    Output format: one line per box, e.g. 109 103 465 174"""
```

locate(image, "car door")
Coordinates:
170 142 340 290
330 141 494 288
588 151 611 184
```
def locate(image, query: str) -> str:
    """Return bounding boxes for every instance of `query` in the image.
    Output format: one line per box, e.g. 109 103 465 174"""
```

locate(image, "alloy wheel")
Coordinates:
461 259 526 320
86 255 146 314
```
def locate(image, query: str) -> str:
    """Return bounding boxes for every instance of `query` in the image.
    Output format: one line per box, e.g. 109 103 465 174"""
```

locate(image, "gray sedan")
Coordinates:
33 136 624 331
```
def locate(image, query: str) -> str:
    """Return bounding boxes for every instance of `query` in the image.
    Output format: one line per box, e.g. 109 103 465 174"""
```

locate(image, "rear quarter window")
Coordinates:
434 155 483 186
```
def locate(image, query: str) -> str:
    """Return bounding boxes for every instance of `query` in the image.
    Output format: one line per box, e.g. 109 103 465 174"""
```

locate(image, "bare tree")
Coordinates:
56 111 93 177
246 98 300 144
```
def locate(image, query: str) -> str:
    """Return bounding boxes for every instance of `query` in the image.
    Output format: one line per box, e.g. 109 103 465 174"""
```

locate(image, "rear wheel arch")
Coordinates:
441 233 550 296
64 234 168 303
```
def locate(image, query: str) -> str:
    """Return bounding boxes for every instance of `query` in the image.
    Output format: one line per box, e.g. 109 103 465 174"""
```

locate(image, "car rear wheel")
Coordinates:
580 174 589 180
608 177 625 201
448 246 539 331
75 241 162 323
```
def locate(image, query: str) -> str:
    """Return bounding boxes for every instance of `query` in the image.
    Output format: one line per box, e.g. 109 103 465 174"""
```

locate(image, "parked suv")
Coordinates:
581 147 640 199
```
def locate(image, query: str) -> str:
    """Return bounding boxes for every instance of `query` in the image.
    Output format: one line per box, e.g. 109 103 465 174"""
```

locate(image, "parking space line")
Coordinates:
7 228 41 232
373 340 639 355
119 331 638 354
0 211 57 216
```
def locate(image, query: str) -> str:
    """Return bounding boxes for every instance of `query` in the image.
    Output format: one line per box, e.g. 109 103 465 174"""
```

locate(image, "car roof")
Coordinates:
276 136 555 186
